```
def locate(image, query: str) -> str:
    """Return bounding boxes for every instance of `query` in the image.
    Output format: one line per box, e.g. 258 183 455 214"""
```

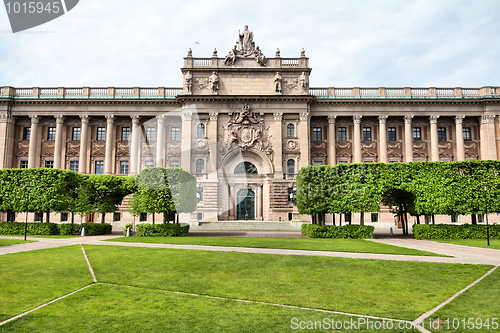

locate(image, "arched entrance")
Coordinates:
237 189 255 220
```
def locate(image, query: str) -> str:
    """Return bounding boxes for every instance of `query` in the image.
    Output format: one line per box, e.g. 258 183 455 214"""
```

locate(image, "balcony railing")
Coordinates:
0 87 183 99
310 87 499 99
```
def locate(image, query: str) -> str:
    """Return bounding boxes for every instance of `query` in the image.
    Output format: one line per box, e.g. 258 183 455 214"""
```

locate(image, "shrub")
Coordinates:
123 223 134 236
0 222 59 235
80 223 112 236
413 224 500 240
58 223 82 235
301 224 374 239
135 223 189 237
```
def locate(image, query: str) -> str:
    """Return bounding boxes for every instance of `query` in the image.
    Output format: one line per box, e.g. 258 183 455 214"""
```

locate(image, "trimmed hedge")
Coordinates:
135 223 189 237
301 224 374 239
59 223 82 235
0 222 59 235
413 224 500 240
79 223 112 236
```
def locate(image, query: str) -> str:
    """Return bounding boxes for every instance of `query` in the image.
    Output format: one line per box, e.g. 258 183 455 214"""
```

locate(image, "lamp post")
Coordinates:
24 185 33 241
481 184 490 247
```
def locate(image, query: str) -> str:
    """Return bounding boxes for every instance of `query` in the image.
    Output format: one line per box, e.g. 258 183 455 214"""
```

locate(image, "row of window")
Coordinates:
21 124 209 142
310 126 473 142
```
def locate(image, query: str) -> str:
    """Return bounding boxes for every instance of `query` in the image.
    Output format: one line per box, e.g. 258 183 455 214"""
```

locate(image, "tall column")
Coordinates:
480 115 497 160
208 112 218 177
378 116 388 163
28 115 40 168
455 116 465 161
430 116 440 161
104 115 115 174
0 115 16 169
156 115 166 167
79 116 89 174
404 115 413 162
130 116 141 174
181 112 192 172
353 116 362 163
256 184 263 221
274 113 283 177
328 116 336 165
54 116 65 169
298 112 310 168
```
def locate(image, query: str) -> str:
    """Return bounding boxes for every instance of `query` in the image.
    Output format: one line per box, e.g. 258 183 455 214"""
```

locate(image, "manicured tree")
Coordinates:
131 167 196 223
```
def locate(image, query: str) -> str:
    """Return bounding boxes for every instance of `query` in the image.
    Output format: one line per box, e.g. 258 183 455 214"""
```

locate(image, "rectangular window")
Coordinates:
140 212 148 222
197 124 205 138
120 161 129 175
121 127 131 141
371 213 378 223
362 127 372 141
45 160 54 168
60 213 68 222
463 127 472 142
338 127 347 142
22 127 31 141
312 127 322 141
146 127 156 142
113 212 121 222
478 214 484 223
388 127 397 141
95 161 104 174
338 161 348 164
438 127 447 142
196 187 204 203
287 124 295 138
413 127 422 142
451 214 458 223
171 127 180 141
20 161 28 169
313 161 323 166
170 160 180 168
72 127 81 141
70 161 79 172
96 127 106 141
47 127 56 141
197 212 203 221
145 161 154 168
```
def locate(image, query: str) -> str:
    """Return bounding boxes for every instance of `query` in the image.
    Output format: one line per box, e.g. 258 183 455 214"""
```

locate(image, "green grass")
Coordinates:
0 245 93 322
428 268 500 332
434 239 500 250
109 236 444 256
0 284 419 333
0 235 80 239
0 239 35 247
84 245 490 320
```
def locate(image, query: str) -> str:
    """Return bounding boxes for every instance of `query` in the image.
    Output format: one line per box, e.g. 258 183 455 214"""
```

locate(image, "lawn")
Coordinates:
434 239 500 250
84 245 489 320
109 236 444 256
0 239 35 247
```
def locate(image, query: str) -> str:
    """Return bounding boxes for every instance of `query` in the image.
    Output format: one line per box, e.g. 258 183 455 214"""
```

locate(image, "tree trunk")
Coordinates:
46 210 50 223
71 213 75 224
471 214 477 225
101 213 105 223
332 213 336 226
152 213 155 225
339 214 342 226
163 212 167 224
360 212 364 226
416 215 420 224
432 214 435 225
176 212 179 224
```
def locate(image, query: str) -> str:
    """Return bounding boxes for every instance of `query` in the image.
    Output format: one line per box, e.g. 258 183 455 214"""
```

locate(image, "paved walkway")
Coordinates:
0 234 498 266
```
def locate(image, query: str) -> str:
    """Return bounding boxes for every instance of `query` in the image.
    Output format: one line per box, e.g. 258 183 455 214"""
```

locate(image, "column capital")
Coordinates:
209 112 219 121
55 115 65 124
0 115 16 124
455 115 465 124
80 115 90 124
429 115 440 124
353 116 362 124
378 115 388 124
183 112 193 121
299 112 309 121
131 115 141 124
105 115 115 124
328 115 337 124
273 112 283 121
156 115 166 124
481 115 495 124
29 115 40 124
404 115 413 124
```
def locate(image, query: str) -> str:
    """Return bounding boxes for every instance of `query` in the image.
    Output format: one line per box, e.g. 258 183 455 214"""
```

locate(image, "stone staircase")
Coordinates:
191 221 302 232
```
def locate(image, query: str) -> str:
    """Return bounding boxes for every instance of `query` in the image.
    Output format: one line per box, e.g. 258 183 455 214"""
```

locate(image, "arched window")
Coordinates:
196 159 205 174
287 124 295 137
234 162 258 174
287 159 295 174
197 123 205 138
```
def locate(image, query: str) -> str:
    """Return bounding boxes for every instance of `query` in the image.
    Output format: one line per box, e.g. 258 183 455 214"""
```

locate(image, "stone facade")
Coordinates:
1 27 500 226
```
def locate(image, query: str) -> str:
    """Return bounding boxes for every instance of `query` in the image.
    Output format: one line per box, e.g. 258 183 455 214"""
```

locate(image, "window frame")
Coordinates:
287 159 295 175
362 127 372 142
95 161 104 174
146 127 156 142
438 127 447 142
96 127 106 141
287 124 295 138
69 160 79 172
197 123 206 138
413 127 422 142
121 127 131 141
387 127 397 142
312 127 322 142
463 127 472 142
47 127 56 141
22 127 31 141
119 161 129 175
171 127 180 141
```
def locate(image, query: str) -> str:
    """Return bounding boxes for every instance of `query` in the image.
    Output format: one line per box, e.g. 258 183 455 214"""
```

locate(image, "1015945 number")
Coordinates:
5 2 61 14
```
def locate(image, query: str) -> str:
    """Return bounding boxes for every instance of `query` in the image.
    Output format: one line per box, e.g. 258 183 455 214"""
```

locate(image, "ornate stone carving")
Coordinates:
183 113 192 121
29 115 40 124
196 140 208 151
68 142 80 149
481 115 496 124
388 142 402 149
131 116 141 124
455 116 464 124
224 26 267 66
55 115 65 124
438 143 451 149
273 113 283 121
18 142 30 149
336 142 351 149
208 71 219 94
168 143 181 149
43 142 54 149
185 71 193 93
299 113 309 121
353 116 362 124
284 77 298 90
404 115 413 124
379 116 388 124
312 142 326 149
464 142 477 149
209 112 219 121
362 143 376 149
328 116 337 124
93 142 106 149
0 115 15 123
80 115 90 124
105 115 115 124
299 72 308 93
413 143 426 149
274 72 283 93
195 78 209 90
429 116 440 124
286 140 299 151
66 151 79 157
117 143 130 149
255 46 267 66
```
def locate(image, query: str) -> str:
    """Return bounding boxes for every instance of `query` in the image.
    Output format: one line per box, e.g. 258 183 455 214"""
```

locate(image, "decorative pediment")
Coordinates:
413 151 428 158
91 151 105 157
311 152 326 158
66 150 80 157
42 151 54 157
17 151 29 157
337 152 352 158
439 151 453 159
388 151 402 158
465 151 479 159
167 151 181 157
362 151 377 158
116 150 130 157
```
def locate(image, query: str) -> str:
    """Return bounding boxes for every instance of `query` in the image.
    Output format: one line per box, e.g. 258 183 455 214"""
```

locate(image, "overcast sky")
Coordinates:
1 0 499 89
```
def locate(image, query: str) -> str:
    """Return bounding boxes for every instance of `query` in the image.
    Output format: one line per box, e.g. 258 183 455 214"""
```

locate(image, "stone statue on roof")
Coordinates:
239 25 255 55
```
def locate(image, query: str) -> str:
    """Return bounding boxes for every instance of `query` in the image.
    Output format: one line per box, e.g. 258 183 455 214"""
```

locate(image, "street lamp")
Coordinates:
481 184 490 247
24 185 33 242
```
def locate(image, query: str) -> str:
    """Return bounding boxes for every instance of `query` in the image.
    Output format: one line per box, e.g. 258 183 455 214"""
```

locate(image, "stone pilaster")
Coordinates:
328 116 336 165
104 115 115 174
79 115 89 173
181 112 193 172
208 112 218 178
353 116 362 163
54 116 65 169
430 116 440 161
28 115 40 168
156 115 166 167
298 112 310 168
455 116 465 161
480 115 497 160
273 112 283 177
0 115 16 169
378 116 388 163
404 115 413 162
130 116 141 174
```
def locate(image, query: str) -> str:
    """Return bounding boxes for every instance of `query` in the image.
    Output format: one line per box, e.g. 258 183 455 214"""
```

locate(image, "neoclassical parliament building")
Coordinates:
1 27 499 226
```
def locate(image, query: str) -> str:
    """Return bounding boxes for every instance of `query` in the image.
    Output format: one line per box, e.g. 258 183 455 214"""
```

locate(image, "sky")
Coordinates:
1 0 499 89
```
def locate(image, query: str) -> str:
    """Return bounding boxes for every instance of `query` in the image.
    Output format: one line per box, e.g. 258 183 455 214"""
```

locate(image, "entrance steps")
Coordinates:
191 221 302 232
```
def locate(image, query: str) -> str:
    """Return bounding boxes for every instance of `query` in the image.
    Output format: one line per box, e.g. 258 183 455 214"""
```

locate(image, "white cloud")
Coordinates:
0 0 499 88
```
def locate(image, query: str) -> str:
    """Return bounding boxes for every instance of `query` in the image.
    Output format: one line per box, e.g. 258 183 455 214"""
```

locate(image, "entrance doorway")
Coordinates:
237 189 255 220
